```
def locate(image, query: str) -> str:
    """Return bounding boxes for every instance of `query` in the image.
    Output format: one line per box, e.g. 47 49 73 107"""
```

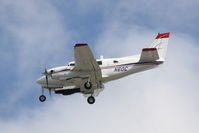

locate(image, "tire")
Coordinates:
87 96 95 104
39 95 46 102
84 81 92 90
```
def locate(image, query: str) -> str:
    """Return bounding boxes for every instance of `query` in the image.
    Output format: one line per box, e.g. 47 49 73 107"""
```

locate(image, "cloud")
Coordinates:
0 0 95 119
1 28 199 133
0 0 199 133
88 0 199 35
0 0 74 114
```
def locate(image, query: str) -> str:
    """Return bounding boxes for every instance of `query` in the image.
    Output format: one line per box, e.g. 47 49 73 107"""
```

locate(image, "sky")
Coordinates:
0 0 199 132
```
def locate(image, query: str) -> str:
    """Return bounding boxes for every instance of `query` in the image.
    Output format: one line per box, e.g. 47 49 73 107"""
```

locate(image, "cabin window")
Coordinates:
113 60 119 63
97 61 102 65
69 63 75 66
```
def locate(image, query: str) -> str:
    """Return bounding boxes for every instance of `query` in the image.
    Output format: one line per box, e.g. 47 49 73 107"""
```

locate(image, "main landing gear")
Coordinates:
87 96 95 104
84 81 92 90
84 81 95 104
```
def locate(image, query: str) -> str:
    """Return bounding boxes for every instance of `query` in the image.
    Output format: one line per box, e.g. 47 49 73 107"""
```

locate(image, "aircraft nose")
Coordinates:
37 76 45 84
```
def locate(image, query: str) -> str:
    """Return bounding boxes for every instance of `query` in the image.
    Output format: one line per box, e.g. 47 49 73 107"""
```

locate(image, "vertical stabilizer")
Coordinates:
149 32 170 61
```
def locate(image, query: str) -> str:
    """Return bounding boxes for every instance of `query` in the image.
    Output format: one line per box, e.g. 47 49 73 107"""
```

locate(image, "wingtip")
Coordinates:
155 32 170 39
74 43 88 47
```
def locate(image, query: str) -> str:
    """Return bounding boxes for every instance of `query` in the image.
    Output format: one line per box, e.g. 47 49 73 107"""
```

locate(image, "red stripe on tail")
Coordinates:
155 32 170 39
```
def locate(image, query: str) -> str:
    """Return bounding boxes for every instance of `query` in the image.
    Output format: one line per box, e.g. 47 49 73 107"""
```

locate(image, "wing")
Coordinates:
139 48 159 62
73 43 102 83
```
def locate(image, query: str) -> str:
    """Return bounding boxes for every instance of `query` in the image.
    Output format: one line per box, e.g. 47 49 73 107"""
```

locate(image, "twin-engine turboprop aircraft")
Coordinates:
37 32 170 104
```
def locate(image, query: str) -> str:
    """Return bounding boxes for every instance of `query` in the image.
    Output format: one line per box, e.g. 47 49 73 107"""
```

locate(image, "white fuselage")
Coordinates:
36 32 169 103
37 55 163 89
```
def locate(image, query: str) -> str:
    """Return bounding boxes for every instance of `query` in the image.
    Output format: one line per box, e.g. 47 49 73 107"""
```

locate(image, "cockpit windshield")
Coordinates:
68 62 75 66
69 63 75 66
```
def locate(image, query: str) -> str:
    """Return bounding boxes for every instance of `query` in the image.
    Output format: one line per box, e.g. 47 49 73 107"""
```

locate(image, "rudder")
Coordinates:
149 32 170 61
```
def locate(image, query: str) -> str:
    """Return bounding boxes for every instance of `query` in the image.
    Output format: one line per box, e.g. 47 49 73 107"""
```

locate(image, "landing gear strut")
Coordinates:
87 96 95 104
39 95 46 102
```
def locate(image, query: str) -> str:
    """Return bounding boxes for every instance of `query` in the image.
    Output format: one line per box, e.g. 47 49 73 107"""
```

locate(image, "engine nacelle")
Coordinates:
55 88 80 95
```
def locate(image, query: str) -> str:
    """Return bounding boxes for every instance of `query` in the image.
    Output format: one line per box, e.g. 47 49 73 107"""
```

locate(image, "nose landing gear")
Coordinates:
39 95 46 102
39 88 46 102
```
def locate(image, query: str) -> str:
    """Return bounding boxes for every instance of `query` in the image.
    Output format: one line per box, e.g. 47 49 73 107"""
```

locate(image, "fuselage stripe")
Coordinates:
52 61 163 73
101 61 163 69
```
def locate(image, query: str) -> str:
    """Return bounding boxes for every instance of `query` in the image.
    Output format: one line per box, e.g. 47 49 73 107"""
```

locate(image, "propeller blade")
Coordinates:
44 68 49 88
42 68 48 75
45 68 48 74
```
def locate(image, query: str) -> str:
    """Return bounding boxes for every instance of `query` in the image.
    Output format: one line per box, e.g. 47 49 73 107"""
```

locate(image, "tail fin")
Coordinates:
149 32 170 61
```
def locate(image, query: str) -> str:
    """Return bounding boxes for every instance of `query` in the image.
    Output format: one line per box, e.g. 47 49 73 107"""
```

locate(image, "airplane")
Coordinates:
37 32 170 104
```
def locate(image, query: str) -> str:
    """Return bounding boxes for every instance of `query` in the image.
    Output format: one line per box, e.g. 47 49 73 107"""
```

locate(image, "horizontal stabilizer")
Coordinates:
139 48 159 62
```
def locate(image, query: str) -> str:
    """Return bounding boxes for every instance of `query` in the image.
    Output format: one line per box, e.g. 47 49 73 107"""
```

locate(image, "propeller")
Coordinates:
42 68 54 97
43 68 49 88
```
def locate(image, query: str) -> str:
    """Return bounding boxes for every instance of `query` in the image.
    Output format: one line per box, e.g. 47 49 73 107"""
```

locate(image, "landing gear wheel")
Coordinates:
87 96 95 104
39 95 46 102
84 81 92 90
